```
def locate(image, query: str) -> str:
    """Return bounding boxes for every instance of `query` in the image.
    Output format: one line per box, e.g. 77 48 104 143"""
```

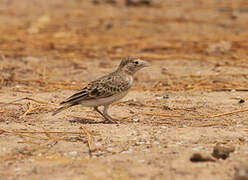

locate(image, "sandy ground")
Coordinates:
0 0 248 180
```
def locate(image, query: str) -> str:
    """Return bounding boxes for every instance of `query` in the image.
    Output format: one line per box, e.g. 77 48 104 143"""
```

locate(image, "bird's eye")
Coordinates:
133 61 139 65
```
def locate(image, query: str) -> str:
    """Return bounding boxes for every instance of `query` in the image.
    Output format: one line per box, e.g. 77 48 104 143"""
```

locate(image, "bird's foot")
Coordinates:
101 116 120 124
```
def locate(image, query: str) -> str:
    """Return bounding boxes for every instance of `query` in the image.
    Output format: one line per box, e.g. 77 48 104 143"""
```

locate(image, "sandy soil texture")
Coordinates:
0 0 248 179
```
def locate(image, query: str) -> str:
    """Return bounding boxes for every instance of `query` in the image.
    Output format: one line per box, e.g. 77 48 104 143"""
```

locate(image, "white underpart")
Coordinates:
80 91 129 107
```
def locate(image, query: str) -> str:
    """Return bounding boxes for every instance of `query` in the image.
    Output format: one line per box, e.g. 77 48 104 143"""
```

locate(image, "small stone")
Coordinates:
146 141 151 145
137 159 145 163
125 0 151 6
95 142 102 147
162 67 168 71
212 143 235 159
175 142 182 145
239 99 245 104
192 147 202 151
155 96 164 100
153 141 160 145
190 153 215 162
106 23 113 30
116 48 122 53
132 130 137 134
69 151 77 156
236 124 243 128
135 142 143 146
155 95 169 100
15 168 21 171
132 118 139 122
106 147 113 151
121 148 133 154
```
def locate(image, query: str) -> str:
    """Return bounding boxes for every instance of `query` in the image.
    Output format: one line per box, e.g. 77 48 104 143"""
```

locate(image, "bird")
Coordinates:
52 57 149 123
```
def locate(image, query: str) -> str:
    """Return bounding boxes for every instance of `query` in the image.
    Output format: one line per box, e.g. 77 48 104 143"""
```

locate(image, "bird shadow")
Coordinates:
69 118 117 124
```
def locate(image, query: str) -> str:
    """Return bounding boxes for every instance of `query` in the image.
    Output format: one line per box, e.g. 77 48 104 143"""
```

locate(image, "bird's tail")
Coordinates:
52 104 73 116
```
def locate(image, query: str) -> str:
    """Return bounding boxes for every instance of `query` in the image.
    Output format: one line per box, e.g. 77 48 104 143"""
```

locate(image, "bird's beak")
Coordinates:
142 60 149 67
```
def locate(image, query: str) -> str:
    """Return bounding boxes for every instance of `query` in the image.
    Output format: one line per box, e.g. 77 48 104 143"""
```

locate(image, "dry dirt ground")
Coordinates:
1 0 248 180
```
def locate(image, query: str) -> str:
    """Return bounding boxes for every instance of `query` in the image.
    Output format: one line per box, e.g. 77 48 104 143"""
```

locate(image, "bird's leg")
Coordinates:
103 105 118 123
103 105 120 124
94 106 105 118
94 106 118 124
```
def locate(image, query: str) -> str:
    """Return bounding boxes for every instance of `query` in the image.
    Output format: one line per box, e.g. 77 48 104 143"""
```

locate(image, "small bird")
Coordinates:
52 57 149 123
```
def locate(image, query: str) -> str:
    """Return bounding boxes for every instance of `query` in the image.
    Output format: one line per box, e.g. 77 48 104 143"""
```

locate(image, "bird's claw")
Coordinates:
102 117 120 124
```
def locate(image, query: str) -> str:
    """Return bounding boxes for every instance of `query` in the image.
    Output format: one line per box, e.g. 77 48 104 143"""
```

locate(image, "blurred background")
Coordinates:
1 0 248 91
1 0 248 60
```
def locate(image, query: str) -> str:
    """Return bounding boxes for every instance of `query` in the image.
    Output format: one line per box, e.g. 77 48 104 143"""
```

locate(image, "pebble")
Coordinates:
69 151 77 156
192 147 202 151
14 168 21 171
153 141 160 145
190 153 215 162
95 142 102 147
132 118 139 122
212 143 235 159
136 141 145 145
106 147 113 151
121 149 133 154
146 141 151 145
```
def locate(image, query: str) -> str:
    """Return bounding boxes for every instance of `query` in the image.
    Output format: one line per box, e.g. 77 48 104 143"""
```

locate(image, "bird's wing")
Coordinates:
60 74 131 105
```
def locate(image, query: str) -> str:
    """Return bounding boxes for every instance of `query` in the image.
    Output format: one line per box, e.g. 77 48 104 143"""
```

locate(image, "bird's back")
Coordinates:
60 71 132 105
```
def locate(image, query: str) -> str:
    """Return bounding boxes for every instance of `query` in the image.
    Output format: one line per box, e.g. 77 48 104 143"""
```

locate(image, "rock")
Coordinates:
212 143 235 159
125 0 151 6
239 99 245 104
92 0 116 4
190 153 216 162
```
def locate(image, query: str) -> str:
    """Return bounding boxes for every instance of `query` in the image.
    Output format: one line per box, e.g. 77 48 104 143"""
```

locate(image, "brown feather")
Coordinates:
52 104 75 116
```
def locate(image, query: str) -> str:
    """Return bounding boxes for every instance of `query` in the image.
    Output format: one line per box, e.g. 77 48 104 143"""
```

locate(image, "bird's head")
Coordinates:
117 57 149 75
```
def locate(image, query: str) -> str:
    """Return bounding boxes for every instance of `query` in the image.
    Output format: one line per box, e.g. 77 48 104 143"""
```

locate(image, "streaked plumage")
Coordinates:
52 57 149 123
